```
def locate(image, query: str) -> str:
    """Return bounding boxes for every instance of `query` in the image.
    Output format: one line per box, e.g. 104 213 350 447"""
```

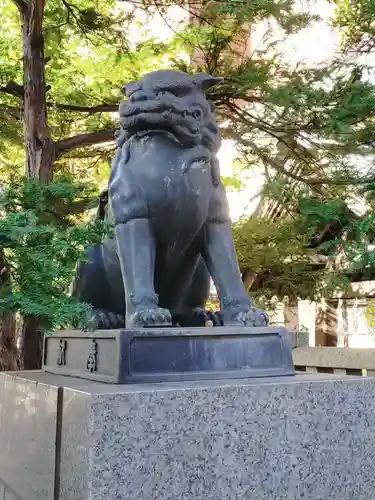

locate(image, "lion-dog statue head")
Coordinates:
114 70 223 186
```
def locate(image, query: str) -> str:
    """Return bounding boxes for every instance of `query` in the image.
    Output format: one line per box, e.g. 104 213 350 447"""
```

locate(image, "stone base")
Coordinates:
42 326 294 383
1 371 375 500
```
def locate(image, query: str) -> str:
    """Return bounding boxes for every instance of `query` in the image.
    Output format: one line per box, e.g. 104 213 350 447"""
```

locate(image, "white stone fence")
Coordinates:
293 346 375 376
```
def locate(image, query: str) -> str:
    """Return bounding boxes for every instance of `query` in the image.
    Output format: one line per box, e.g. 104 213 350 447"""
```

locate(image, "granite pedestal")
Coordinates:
1 371 375 500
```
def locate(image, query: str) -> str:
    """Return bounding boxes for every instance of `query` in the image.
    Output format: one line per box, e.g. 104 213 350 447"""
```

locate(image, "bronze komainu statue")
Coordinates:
71 70 268 329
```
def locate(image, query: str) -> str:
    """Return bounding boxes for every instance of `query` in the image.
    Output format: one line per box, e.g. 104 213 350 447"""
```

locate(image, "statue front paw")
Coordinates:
129 307 172 328
223 305 269 327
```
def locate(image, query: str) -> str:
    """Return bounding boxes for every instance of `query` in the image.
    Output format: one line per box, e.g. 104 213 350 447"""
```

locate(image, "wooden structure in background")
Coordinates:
188 1 252 70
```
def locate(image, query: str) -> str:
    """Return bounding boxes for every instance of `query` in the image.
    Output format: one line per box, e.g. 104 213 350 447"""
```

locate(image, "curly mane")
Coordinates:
114 70 223 161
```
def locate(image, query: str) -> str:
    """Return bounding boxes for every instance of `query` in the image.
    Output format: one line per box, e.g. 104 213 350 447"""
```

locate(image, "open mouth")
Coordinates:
122 110 201 145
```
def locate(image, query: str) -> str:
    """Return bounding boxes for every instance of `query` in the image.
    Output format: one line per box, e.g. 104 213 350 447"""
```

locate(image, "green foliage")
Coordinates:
322 212 375 277
0 0 183 187
0 178 110 332
298 197 353 235
187 0 375 302
232 213 321 301
333 0 375 53
2 0 375 315
232 176 373 299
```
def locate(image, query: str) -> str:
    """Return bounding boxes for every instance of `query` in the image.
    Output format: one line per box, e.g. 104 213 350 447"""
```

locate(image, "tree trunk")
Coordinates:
18 0 55 182
0 313 18 372
188 1 252 72
315 299 338 347
242 269 257 291
15 0 54 369
19 315 43 370
0 248 18 372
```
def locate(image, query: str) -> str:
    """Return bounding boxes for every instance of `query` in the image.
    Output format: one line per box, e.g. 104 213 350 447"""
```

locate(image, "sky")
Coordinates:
275 1 338 65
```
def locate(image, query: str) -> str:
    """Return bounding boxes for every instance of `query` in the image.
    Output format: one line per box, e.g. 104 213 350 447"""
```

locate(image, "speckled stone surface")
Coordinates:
2 372 375 500
56 374 375 500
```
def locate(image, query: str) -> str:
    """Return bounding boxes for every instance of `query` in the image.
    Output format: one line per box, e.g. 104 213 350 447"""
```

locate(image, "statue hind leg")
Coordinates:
71 239 169 330
71 246 126 329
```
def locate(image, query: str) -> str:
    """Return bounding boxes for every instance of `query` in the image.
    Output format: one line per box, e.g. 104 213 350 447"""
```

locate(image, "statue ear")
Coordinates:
123 81 142 97
194 72 223 91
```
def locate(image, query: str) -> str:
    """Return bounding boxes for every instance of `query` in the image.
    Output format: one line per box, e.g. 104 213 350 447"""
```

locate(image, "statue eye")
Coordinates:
156 91 167 97
192 109 202 120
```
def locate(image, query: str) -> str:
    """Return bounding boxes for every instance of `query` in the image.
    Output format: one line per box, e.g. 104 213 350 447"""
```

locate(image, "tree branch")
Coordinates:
248 138 375 186
55 128 116 157
0 82 24 98
0 105 21 120
52 197 99 216
0 82 119 114
11 0 29 13
48 102 118 113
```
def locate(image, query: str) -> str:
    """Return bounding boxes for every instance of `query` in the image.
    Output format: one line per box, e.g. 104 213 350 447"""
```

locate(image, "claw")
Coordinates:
237 312 246 325
223 305 269 327
133 311 141 324
130 307 172 328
